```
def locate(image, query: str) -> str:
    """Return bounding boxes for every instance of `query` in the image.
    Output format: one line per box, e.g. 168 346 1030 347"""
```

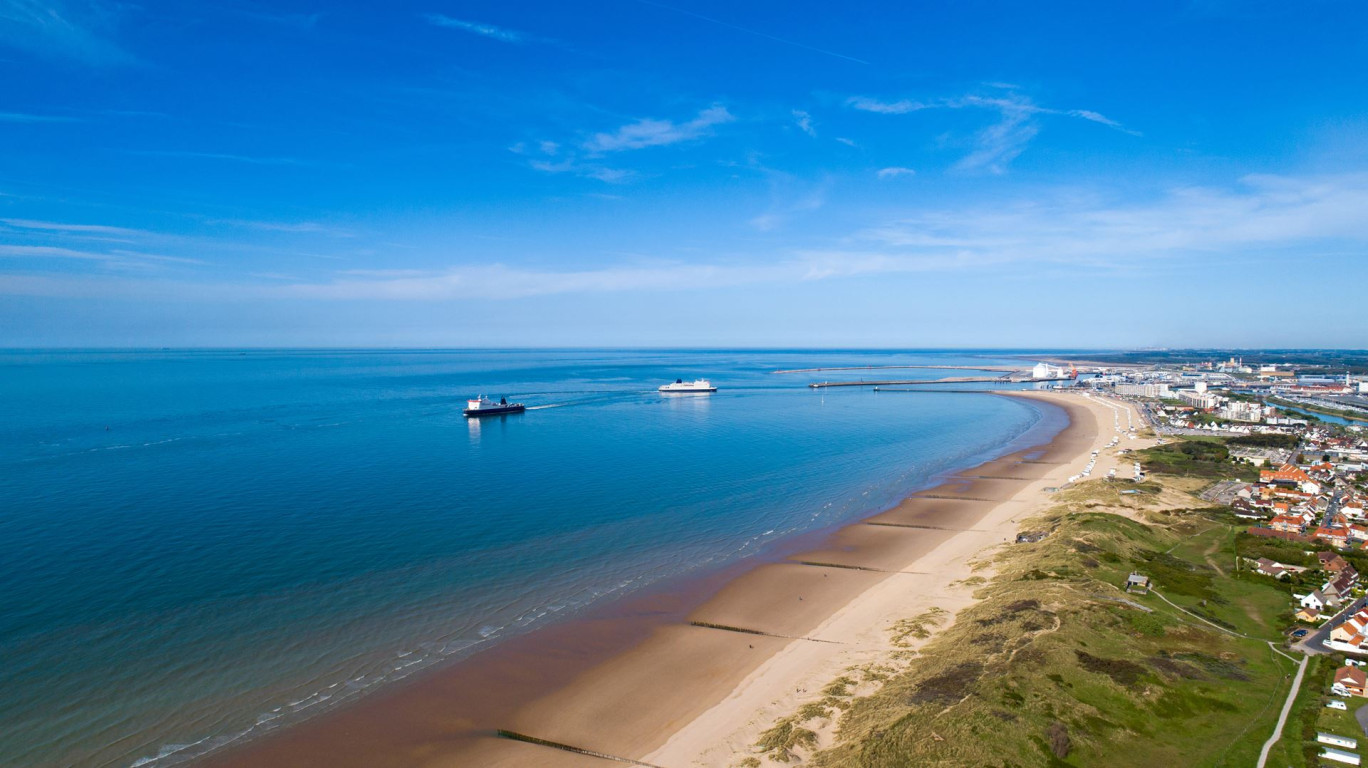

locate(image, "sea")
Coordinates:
0 349 1066 767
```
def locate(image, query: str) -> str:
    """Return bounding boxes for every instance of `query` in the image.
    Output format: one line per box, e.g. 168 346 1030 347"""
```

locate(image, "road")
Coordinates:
1296 595 1368 655
1256 653 1309 768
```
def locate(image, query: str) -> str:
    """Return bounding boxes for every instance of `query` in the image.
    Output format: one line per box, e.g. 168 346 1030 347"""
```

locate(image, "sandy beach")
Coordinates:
199 391 1148 768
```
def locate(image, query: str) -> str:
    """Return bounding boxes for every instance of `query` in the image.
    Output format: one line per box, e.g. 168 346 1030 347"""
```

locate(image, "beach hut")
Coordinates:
1125 573 1151 594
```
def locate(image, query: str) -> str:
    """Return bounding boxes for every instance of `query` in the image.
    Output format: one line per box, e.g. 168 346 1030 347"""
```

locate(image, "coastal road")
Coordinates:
1295 595 1368 655
1256 653 1309 768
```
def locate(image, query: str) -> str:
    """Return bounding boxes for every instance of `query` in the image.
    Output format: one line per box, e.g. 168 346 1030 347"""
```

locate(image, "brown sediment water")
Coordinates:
196 392 1095 768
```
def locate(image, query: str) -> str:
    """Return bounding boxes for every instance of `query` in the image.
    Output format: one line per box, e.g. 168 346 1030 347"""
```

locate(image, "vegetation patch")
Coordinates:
1138 439 1257 480
905 662 983 706
890 607 947 647
1076 650 1150 688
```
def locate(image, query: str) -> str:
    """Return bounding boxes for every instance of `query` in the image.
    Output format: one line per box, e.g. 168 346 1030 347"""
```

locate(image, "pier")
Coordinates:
808 376 1017 388
775 364 1024 375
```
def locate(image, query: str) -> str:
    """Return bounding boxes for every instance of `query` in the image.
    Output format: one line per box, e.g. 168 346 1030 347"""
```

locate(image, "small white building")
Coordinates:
1320 747 1361 766
1320 733 1360 749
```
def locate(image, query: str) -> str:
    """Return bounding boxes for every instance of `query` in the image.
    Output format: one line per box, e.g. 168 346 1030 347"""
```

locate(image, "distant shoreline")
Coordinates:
195 391 1092 767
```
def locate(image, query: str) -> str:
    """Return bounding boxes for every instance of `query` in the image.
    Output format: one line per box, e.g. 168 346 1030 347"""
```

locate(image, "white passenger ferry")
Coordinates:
658 378 717 393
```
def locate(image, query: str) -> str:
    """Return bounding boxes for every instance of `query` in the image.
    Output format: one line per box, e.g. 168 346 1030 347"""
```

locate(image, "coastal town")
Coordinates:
1074 357 1368 766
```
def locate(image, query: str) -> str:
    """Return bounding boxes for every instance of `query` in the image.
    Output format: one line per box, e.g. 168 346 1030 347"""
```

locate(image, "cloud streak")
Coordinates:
0 0 132 65
6 174 1364 303
278 173 1368 299
848 91 1138 173
524 104 734 182
1 217 143 236
424 14 527 43
584 105 734 153
0 110 79 122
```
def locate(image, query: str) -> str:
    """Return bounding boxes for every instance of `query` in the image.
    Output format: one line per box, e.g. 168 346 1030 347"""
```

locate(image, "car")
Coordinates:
1291 628 1310 639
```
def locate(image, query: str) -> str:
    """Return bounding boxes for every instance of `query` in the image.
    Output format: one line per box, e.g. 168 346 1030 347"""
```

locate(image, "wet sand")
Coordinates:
198 391 1130 768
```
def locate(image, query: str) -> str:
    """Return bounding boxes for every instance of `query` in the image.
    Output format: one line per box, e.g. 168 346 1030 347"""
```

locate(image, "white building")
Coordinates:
1320 747 1361 766
1321 733 1361 750
1114 383 1171 398
1177 389 1221 409
1032 362 1069 380
1219 401 1267 422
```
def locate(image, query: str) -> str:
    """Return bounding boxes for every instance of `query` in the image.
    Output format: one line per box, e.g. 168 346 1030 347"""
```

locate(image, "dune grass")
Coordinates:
750 477 1308 767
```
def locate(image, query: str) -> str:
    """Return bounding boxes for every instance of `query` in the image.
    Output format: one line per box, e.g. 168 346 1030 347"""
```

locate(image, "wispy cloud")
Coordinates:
855 173 1368 263
876 167 915 178
1 217 142 236
529 158 636 184
0 0 132 65
0 243 207 270
0 243 112 260
108 249 206 265
584 105 735 153
846 97 927 115
424 13 527 43
524 104 733 182
793 109 816 137
0 110 78 122
9 174 1364 304
281 173 1368 299
953 96 1040 173
204 218 353 236
848 91 1138 173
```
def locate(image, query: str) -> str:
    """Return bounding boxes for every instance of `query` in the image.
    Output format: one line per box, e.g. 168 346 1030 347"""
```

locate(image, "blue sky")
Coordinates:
1 0 1366 347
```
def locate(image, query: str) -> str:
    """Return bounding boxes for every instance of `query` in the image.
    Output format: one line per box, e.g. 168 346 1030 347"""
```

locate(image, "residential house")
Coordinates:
1322 552 1353 574
1262 463 1313 486
1316 527 1351 550
1329 610 1368 654
1302 590 1330 612
1271 515 1308 534
1254 558 1291 579
1334 665 1368 697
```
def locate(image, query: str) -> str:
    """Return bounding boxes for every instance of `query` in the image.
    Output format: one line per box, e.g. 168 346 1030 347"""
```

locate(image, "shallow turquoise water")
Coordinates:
0 349 1058 767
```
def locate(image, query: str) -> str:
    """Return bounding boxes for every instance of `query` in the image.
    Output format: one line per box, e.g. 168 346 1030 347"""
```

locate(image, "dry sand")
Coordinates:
644 391 1152 767
198 391 1151 768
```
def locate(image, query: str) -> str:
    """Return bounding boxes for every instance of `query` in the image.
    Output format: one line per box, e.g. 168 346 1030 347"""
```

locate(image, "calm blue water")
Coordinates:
0 350 1059 767
1278 403 1363 425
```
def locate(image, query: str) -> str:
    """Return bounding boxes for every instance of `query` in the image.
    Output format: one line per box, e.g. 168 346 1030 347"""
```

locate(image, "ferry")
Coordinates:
658 378 717 393
463 395 526 417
